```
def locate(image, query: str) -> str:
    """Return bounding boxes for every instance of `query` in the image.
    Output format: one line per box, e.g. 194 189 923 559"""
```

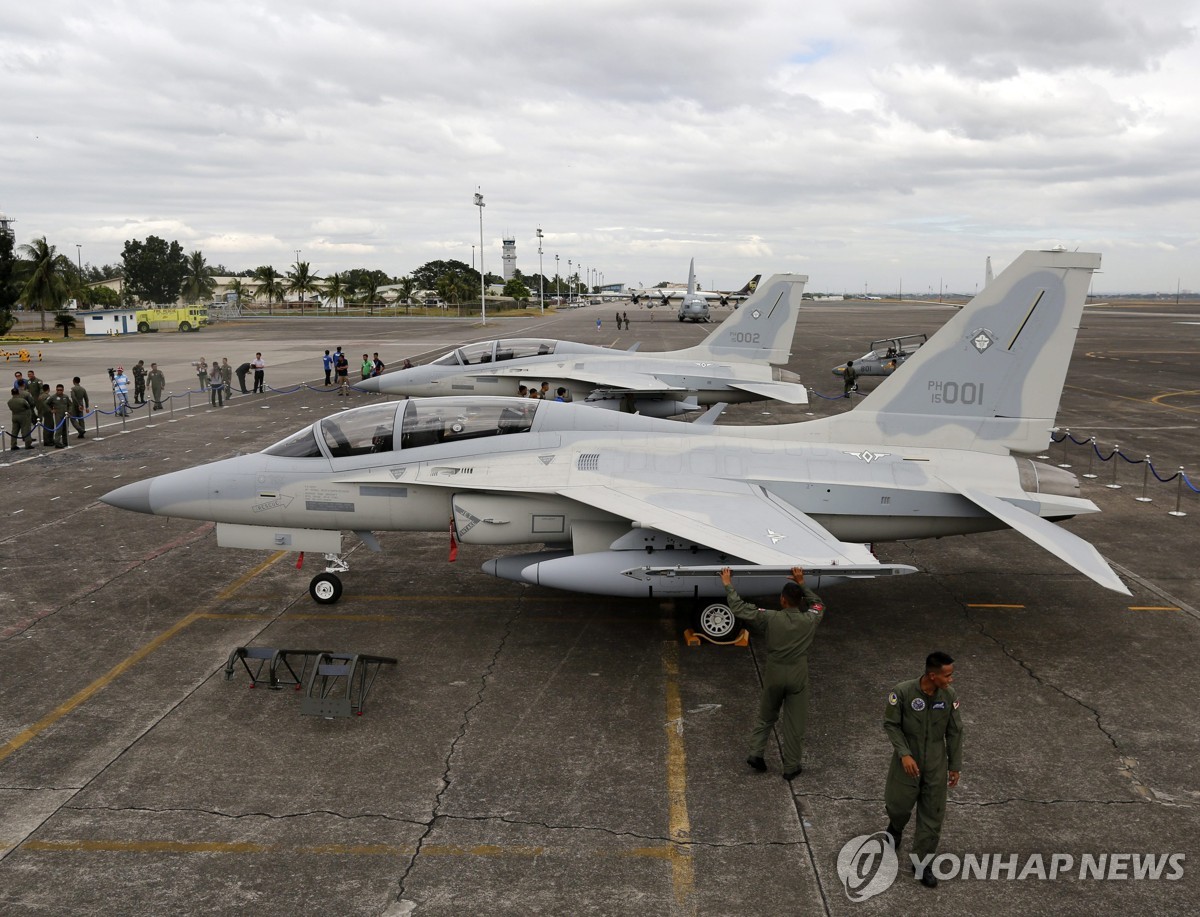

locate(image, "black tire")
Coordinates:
179 321 192 332
696 603 737 640
309 572 343 604
137 321 150 333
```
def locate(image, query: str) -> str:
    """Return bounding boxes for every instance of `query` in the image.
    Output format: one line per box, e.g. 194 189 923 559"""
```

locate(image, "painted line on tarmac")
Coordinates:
0 552 286 765
660 632 696 912
1065 383 1200 416
1106 559 1199 623
965 603 1025 609
1127 606 1181 612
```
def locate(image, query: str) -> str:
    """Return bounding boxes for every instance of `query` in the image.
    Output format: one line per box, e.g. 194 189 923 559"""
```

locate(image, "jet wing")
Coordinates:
559 481 878 567
469 364 688 393
950 486 1131 595
726 380 810 404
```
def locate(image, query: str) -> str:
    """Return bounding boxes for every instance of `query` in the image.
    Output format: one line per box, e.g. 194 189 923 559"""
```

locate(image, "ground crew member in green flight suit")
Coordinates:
883 650 964 888
842 360 857 398
719 566 826 780
47 384 71 448
35 384 54 446
147 364 165 410
8 386 34 449
70 376 90 437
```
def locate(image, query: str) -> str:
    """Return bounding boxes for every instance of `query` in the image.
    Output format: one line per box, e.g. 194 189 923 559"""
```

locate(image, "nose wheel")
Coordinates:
309 572 343 604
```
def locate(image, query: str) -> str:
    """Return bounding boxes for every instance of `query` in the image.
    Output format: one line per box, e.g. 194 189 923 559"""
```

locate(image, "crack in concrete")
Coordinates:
793 791 1150 807
394 597 524 903
57 802 429 826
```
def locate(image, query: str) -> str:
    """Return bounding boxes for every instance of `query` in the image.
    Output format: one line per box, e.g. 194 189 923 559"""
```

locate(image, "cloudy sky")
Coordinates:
3 1 1198 294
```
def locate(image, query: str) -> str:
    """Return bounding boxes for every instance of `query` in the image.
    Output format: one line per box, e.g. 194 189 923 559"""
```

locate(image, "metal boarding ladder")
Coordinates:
224 647 397 717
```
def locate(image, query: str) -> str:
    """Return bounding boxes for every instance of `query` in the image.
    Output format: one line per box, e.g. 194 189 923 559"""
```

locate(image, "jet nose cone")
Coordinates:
355 376 382 394
100 478 155 515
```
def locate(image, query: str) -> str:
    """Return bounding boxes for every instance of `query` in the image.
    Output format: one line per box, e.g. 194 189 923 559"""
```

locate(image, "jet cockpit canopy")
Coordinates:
431 338 559 366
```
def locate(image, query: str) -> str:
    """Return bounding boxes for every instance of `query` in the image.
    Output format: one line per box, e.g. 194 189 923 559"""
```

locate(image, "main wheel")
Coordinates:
309 572 343 604
137 321 150 333
179 321 192 332
696 603 737 640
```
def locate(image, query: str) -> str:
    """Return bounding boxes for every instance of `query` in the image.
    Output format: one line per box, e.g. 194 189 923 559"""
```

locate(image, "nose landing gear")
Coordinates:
309 553 350 604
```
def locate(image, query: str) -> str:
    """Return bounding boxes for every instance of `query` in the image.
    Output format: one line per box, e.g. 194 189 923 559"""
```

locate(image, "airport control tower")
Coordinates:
0 208 14 239
502 236 516 281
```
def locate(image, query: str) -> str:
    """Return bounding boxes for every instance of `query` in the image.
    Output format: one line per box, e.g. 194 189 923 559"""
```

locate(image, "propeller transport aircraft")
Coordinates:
102 249 1129 639
629 266 760 309
355 272 810 415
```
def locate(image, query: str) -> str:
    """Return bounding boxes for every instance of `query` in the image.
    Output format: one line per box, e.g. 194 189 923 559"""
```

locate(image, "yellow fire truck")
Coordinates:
134 307 209 333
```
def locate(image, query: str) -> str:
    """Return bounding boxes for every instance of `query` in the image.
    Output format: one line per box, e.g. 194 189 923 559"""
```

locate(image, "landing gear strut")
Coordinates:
309 553 349 604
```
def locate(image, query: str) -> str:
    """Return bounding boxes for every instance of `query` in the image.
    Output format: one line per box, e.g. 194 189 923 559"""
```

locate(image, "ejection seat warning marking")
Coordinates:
359 485 407 497
532 515 565 534
305 501 355 512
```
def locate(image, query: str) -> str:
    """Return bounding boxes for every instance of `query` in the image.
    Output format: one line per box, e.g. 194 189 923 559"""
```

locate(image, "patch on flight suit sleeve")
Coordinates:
910 697 926 711
953 700 960 709
888 691 898 706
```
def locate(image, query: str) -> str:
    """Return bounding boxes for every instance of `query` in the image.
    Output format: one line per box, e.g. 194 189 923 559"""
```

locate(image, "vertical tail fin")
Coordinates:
817 250 1100 453
674 273 807 364
985 256 994 287
687 258 696 295
739 274 761 295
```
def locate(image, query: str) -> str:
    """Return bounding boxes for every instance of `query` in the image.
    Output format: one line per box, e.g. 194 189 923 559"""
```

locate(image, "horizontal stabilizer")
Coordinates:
727 380 810 404
953 487 1130 595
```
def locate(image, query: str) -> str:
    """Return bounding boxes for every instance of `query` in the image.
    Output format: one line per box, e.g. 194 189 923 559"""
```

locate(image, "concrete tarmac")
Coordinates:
1 300 1198 915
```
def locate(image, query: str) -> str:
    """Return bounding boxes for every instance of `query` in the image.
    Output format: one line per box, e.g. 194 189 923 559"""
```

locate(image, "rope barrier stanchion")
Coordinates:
1105 444 1121 489
169 391 177 422
1057 428 1072 468
1168 468 1188 518
1135 456 1152 503
92 409 104 441
1082 435 1098 479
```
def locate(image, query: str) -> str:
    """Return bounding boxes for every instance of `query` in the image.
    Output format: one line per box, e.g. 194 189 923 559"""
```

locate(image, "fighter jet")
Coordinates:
102 249 1128 639
355 273 810 416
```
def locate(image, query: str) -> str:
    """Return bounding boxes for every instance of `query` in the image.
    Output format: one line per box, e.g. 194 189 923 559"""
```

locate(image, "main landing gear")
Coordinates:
695 602 738 640
309 553 349 604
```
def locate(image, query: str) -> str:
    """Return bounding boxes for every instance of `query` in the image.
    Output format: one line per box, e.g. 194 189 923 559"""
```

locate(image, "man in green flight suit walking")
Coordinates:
883 650 964 888
719 566 826 780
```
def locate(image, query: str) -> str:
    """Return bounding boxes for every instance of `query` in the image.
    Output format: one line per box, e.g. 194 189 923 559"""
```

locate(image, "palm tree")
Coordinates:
358 275 381 310
54 311 77 338
226 278 250 311
181 250 216 303
19 236 72 331
324 272 346 311
396 275 417 308
286 260 320 313
253 265 282 314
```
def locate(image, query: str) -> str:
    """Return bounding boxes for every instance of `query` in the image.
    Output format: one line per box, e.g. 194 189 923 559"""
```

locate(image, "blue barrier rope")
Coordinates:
1066 432 1091 445
1185 472 1198 494
1148 461 1178 483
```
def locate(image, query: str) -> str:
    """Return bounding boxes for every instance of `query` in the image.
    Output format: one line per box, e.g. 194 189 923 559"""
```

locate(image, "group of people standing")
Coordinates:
720 567 964 889
7 369 91 449
322 347 385 397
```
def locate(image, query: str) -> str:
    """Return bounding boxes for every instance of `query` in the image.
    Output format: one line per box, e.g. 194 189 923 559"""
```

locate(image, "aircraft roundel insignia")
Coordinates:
888 691 898 706
969 328 995 353
751 309 761 319
911 697 926 712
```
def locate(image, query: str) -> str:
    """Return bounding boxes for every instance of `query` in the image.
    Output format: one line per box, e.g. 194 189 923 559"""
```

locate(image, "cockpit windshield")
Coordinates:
431 338 558 367
399 398 536 449
263 425 323 458
319 403 399 458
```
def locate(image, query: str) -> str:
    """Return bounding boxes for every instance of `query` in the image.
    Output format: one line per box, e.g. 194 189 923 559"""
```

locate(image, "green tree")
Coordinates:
19 236 73 330
0 228 18 334
286 260 321 312
503 278 531 303
252 265 283 313
323 272 346 309
122 236 186 304
85 285 123 308
181 250 216 303
54 311 77 338
225 278 250 307
357 273 382 307
395 274 417 305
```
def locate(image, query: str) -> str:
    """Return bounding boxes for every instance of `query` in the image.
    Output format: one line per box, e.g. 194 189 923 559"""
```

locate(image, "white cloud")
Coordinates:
2 0 1199 291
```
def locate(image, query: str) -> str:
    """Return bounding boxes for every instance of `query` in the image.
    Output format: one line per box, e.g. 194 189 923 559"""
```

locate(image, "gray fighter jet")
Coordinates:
102 249 1129 638
355 273 808 415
